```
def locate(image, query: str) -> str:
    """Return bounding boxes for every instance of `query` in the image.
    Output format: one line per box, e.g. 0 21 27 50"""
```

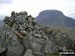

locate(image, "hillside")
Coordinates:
36 10 75 28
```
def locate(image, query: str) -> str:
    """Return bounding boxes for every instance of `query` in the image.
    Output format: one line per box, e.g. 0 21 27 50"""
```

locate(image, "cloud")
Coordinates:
0 0 75 19
11 0 66 17
0 0 68 17
0 0 12 4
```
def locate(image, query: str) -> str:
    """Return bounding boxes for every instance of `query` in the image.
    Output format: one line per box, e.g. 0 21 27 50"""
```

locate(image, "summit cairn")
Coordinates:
4 11 48 39
3 11 49 56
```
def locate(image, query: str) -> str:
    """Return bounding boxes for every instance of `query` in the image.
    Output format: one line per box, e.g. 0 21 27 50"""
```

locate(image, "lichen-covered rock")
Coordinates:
15 14 27 24
44 40 58 54
49 31 75 51
0 25 25 56
23 33 42 52
24 49 33 56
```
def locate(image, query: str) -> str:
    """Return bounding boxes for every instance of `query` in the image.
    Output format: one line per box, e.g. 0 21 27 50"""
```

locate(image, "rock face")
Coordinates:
0 11 75 56
49 31 74 51
0 25 24 56
24 49 33 56
44 40 58 54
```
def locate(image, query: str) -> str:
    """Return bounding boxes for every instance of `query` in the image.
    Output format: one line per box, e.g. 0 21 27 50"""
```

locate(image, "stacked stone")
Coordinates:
2 11 48 56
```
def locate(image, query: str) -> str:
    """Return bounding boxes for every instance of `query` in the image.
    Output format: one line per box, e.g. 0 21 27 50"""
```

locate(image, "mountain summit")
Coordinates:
36 10 75 28
0 11 75 56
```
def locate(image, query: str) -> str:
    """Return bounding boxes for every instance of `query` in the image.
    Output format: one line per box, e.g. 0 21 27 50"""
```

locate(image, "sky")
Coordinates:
0 0 75 19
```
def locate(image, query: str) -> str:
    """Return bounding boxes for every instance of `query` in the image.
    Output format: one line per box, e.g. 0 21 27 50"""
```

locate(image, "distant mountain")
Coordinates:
0 15 4 27
36 10 75 28
0 15 4 20
0 20 4 27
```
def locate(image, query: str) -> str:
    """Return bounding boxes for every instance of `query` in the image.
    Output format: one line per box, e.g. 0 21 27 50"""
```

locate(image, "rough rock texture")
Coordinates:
0 25 24 56
0 11 75 56
44 40 58 54
24 49 33 56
